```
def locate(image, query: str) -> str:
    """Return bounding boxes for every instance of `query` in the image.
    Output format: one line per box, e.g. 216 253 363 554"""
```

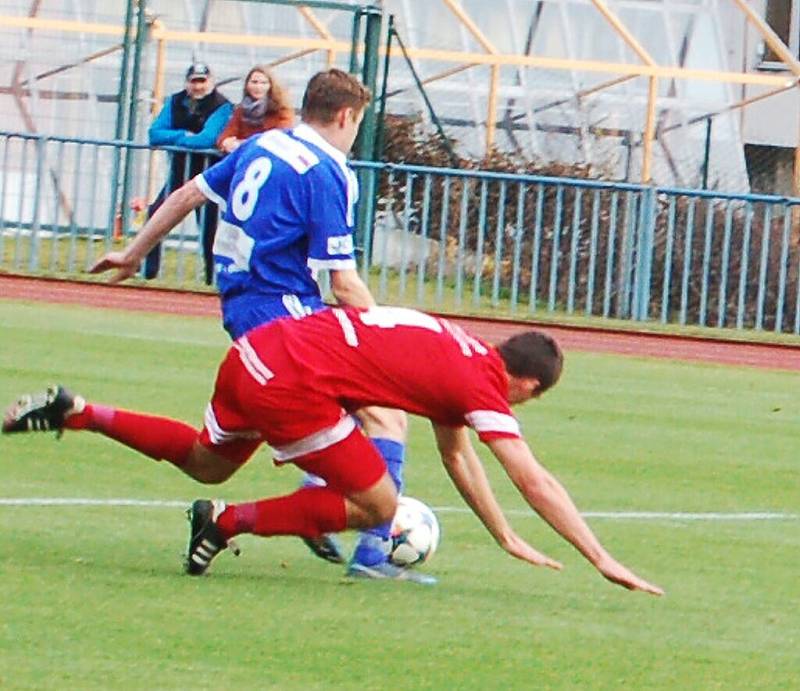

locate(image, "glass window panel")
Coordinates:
764 0 792 61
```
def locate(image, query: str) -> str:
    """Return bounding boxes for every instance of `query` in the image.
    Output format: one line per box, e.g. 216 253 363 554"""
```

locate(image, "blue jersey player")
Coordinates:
90 69 430 584
199 116 362 339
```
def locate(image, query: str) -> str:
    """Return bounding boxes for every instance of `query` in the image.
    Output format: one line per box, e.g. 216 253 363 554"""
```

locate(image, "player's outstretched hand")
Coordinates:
597 557 664 596
88 251 140 284
502 532 562 571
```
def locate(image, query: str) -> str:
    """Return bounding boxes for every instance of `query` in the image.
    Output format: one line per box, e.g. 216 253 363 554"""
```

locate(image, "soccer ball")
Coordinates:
389 496 440 567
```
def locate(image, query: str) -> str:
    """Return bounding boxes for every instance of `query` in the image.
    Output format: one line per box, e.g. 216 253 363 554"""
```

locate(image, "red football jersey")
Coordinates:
245 306 521 442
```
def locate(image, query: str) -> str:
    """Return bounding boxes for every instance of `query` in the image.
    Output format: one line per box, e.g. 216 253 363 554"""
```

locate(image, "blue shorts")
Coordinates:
222 293 326 340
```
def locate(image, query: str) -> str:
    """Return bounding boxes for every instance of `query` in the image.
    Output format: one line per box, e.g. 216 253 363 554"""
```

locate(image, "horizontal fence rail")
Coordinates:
2 130 800 333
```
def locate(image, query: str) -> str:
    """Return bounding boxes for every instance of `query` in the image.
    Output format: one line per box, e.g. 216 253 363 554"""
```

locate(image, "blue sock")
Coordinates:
372 438 404 491
351 438 405 567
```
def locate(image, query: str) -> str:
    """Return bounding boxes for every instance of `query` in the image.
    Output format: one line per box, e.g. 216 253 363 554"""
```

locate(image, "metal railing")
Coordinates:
2 130 800 333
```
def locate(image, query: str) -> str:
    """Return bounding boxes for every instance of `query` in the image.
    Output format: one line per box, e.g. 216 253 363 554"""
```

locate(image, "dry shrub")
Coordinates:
375 116 800 331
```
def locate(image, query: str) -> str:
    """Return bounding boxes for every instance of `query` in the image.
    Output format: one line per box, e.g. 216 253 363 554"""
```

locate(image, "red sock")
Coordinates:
217 487 347 539
64 404 198 467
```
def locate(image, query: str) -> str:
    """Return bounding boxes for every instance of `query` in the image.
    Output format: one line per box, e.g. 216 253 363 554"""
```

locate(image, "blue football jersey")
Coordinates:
196 123 359 337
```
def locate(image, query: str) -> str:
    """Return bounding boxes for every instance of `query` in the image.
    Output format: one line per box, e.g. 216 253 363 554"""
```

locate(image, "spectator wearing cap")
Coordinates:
216 65 295 154
144 62 233 284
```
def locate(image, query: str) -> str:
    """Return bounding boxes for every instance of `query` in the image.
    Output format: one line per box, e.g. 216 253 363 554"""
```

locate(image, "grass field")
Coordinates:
1 299 798 690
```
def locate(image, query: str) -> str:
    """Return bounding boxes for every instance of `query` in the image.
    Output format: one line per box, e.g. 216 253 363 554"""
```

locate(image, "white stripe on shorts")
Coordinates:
234 336 274 386
332 308 358 346
203 404 260 445
272 415 357 463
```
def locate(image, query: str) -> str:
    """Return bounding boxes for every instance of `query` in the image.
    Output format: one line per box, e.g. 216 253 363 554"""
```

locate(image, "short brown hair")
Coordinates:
301 69 371 124
497 331 564 393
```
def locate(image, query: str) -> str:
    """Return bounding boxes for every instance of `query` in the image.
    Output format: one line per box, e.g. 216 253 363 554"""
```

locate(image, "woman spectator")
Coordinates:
217 65 294 153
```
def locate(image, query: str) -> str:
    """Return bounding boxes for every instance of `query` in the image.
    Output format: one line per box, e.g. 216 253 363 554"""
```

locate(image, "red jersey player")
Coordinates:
2 306 663 595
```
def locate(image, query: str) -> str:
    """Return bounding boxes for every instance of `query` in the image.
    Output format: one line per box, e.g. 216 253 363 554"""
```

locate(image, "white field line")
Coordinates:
0 497 796 521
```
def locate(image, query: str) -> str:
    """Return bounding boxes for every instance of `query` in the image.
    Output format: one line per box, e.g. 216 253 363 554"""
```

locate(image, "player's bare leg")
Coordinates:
345 406 431 580
186 471 398 577
341 472 398 528
298 405 408 566
181 442 240 484
193 430 435 584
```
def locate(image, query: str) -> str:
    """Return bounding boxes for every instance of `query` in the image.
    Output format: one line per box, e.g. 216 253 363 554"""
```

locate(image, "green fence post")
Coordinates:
119 0 148 240
349 10 362 75
354 5 382 264
374 14 394 163
355 5 382 162
107 0 136 237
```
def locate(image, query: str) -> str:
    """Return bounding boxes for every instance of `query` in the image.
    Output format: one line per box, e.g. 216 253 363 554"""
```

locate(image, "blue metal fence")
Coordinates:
353 160 800 333
3 130 800 333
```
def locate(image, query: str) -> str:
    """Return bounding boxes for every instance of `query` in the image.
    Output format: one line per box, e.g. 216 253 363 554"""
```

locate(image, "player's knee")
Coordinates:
186 465 235 485
195 471 230 485
184 446 239 484
360 498 396 528
376 499 397 525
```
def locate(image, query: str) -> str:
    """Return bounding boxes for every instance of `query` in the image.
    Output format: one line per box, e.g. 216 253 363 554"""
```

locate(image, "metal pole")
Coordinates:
793 112 800 244
354 5 382 273
701 116 712 190
374 14 394 162
146 19 166 204
115 0 136 140
107 0 136 238
794 104 800 198
486 65 499 153
391 26 459 167
641 76 658 183
623 132 633 182
349 9 362 75
126 0 147 145
355 5 382 162
120 0 148 236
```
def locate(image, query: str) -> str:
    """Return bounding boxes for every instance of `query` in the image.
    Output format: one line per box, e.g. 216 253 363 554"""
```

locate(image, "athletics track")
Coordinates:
2 273 800 372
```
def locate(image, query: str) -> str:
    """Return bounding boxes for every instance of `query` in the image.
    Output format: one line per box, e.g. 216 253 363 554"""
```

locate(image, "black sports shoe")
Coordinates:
2 385 83 435
302 535 346 564
185 499 240 576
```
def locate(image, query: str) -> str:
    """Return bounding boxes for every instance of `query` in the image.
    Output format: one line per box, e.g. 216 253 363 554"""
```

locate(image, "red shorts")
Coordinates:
197 335 386 494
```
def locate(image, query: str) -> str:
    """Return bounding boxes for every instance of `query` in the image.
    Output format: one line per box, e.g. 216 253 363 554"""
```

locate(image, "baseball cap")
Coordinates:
186 63 211 81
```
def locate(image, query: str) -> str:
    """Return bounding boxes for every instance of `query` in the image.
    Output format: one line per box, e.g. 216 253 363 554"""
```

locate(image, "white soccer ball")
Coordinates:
389 496 440 567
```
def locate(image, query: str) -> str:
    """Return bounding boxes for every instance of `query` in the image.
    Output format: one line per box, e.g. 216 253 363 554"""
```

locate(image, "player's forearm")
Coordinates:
434 426 514 546
441 447 515 546
520 469 610 565
124 182 206 262
489 438 610 567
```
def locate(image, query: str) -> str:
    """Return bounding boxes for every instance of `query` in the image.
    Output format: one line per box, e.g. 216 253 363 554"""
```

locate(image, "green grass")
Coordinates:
0 299 798 689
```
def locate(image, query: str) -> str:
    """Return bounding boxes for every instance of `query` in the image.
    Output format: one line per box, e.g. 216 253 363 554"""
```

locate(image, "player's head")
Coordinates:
497 331 563 404
301 69 371 153
185 62 214 99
